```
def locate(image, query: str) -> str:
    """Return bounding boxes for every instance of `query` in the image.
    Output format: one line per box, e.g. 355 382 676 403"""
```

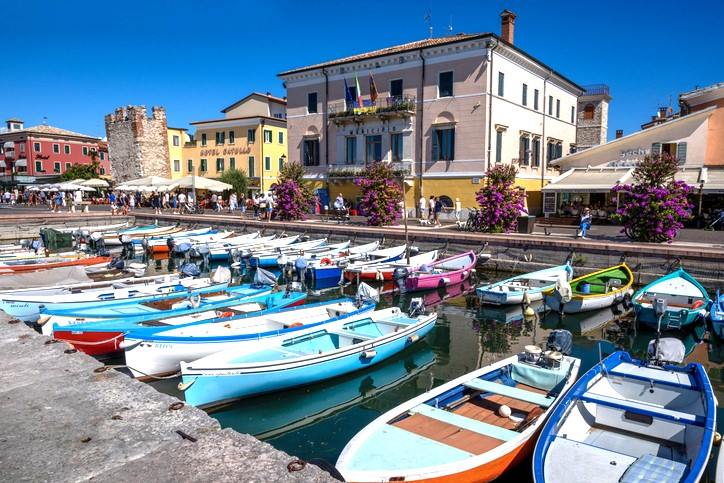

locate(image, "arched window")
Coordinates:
583 104 595 120
438 195 454 208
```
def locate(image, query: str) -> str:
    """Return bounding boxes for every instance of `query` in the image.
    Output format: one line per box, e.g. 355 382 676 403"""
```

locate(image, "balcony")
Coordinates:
329 95 416 124
581 84 610 97
327 160 412 179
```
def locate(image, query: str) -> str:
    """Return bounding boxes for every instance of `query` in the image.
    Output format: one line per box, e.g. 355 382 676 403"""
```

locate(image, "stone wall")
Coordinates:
105 105 171 182
576 96 609 151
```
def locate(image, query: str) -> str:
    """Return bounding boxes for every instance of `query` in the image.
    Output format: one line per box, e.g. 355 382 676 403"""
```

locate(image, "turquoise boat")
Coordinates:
477 263 573 305
178 305 437 408
633 268 709 330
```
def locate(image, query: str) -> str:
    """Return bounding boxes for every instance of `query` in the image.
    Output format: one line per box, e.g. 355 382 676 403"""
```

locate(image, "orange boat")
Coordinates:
0 256 111 274
336 343 581 482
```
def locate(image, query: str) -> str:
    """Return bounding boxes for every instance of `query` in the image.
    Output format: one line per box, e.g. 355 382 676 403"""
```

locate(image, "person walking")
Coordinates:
265 192 274 221
454 197 462 222
419 195 426 219
428 196 435 223
229 192 237 213
73 188 83 214
578 207 592 239
177 191 187 214
433 197 443 226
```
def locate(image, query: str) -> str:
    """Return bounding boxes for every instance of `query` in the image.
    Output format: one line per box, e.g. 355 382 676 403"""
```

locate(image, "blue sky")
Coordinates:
3 0 722 140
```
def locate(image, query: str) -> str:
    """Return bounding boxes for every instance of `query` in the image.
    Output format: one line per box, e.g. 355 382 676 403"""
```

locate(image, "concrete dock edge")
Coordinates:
0 314 335 482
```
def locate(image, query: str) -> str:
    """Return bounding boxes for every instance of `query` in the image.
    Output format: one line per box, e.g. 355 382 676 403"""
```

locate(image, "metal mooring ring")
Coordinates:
64 348 77 354
93 366 109 373
168 402 185 411
287 460 306 472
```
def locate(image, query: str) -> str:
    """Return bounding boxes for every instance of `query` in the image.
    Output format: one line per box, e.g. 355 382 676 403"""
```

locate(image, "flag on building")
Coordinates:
344 78 354 108
355 75 364 107
369 73 378 104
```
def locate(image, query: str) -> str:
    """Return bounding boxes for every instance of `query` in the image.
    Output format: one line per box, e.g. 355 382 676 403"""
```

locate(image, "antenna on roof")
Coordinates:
448 15 453 33
424 9 433 38
42 116 48 125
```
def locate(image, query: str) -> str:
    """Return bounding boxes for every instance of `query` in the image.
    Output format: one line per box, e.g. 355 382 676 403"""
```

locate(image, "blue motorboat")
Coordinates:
178 303 437 408
710 289 724 338
477 263 573 305
633 268 710 330
532 351 717 483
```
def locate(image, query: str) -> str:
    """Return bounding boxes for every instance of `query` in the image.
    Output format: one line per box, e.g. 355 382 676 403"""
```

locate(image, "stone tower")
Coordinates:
576 85 612 151
104 105 171 182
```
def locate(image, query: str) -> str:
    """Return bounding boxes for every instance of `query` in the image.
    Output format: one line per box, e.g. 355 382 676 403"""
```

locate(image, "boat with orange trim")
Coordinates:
0 255 112 274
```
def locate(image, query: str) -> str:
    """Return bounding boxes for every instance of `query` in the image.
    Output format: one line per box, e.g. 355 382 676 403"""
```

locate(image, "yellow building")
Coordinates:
167 127 190 179
183 93 287 193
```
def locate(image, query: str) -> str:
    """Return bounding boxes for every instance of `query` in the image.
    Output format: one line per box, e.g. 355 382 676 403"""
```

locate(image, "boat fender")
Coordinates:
498 404 512 418
555 275 573 303
714 432 721 446
320 257 333 266
375 268 384 281
289 322 303 328
189 294 201 308
361 350 377 359
408 334 420 344
219 311 234 319
691 299 705 309
177 378 196 391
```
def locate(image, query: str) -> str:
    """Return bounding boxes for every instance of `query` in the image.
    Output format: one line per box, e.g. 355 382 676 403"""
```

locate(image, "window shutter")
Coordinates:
676 142 687 163
651 143 661 157
432 130 439 161
449 129 455 160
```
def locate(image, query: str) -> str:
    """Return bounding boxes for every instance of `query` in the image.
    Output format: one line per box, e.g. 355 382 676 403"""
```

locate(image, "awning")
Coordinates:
542 167 633 193
703 168 724 193
674 168 703 186
14 158 27 168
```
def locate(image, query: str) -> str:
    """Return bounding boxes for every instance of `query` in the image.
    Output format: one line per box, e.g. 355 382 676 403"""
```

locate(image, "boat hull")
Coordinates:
544 290 629 314
635 305 705 329
180 316 435 408
52 330 124 356
405 251 476 292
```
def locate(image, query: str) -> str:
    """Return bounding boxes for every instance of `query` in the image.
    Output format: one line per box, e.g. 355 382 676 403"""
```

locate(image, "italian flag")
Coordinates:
355 75 363 107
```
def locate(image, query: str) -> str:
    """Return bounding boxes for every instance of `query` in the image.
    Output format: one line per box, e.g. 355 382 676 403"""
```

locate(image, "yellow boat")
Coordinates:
543 263 634 313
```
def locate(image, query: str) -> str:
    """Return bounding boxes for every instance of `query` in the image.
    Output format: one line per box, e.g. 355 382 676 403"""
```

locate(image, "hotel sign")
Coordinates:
199 147 251 157
606 147 650 167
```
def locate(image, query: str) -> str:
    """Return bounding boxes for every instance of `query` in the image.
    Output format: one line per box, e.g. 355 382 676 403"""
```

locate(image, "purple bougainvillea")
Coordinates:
271 162 314 221
475 165 527 233
611 154 693 243
355 162 403 226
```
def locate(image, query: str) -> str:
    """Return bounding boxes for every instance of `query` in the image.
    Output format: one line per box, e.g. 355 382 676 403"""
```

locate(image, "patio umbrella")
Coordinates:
117 176 171 189
80 178 109 188
168 175 232 192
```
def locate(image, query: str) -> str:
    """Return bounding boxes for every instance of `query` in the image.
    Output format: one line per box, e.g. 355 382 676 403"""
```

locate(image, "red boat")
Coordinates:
52 329 125 356
0 256 111 274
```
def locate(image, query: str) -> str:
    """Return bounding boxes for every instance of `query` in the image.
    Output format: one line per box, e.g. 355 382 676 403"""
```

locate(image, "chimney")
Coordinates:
658 107 667 119
500 10 516 44
615 129 623 139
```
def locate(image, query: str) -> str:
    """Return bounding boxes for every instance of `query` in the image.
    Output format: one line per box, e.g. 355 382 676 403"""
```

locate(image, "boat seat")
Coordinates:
326 329 375 340
410 404 518 442
463 378 555 407
375 319 413 328
579 391 704 426
619 453 687 483
607 363 694 389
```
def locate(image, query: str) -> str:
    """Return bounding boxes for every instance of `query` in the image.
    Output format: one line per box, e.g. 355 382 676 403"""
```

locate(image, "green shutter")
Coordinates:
676 142 687 163
432 130 439 161
651 143 661 157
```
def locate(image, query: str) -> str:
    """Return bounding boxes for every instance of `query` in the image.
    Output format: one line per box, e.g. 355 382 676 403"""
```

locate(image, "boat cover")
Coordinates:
0 266 91 290
211 266 231 284
647 338 685 364
357 282 380 303
546 329 573 355
253 268 277 286
180 262 200 277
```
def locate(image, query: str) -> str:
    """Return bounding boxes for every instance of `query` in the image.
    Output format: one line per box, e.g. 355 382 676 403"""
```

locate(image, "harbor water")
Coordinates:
139 255 724 481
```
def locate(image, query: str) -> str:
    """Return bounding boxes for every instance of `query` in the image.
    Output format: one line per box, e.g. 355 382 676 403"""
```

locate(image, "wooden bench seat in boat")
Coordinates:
410 404 519 442
579 391 704 426
453 394 542 431
464 378 555 407
393 413 505 454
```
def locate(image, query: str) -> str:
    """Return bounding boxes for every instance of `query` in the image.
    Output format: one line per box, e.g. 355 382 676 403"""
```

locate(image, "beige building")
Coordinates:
278 10 585 214
183 93 287 192
167 127 190 179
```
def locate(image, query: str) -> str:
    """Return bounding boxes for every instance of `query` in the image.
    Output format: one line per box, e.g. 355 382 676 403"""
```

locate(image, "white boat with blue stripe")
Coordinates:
477 263 573 305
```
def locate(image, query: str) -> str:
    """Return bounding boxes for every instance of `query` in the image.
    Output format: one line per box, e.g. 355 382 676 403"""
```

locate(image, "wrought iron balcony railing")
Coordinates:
328 95 416 120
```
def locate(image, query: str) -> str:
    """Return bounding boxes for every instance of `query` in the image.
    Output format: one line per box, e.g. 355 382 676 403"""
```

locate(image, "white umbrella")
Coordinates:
80 178 109 188
168 175 232 192
118 176 171 189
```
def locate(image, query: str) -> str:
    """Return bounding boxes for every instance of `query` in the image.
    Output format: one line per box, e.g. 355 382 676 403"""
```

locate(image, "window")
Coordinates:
64 145 70 154
571 106 575 124
228 131 235 144
248 156 255 177
438 71 453 98
390 79 403 98
278 157 284 170
247 129 256 143
365 135 382 163
264 156 271 170
229 157 236 170
303 139 320 166
65 162 71 171
215 131 225 145
583 103 595 120
187 159 193 172
35 160 43 172
534 89 539 110
173 135 180 147
216 158 224 172
546 141 554 162
497 72 505 97
263 129 272 143
522 83 527 106
548 96 553 115
391 133 403 162
53 143 59 153
519 135 530 165
278 131 284 144
345 137 357 165
100 167 105 175
200 158 207 172
556 99 560 118
54 162 61 173
19 143 25 153
83 146 89 155
495 130 503 163
34 142 41 152
532 138 541 167
432 128 455 161
307 92 318 113
676 142 687 163
556 143 562 159
173 159 180 172
100 152 105 160
201 133 207 146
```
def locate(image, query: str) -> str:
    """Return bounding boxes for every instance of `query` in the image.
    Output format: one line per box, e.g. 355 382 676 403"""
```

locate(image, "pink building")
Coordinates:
0 118 110 184
278 10 585 213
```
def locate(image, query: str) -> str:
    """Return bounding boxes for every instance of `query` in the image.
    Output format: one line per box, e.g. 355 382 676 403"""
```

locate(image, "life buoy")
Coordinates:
692 299 705 309
289 322 303 328
320 257 333 266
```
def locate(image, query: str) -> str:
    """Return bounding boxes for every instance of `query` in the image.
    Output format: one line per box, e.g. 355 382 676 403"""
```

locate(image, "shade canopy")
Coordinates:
167 175 232 192
80 178 110 188
542 167 634 193
117 176 172 189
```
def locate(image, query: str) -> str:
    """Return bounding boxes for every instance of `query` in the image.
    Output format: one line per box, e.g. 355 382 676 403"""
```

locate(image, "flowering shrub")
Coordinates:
355 162 403 226
610 154 693 243
475 165 527 233
271 162 314 221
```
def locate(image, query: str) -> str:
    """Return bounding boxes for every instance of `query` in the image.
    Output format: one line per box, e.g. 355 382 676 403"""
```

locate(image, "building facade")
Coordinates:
183 93 287 192
0 118 110 185
167 127 190 179
104 105 170 182
576 84 611 151
278 11 584 214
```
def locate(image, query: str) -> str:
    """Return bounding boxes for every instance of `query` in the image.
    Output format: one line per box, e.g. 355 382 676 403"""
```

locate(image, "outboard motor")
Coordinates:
120 234 134 259
166 236 175 252
19 239 31 250
228 248 242 265
392 267 409 293
647 337 685 365
173 242 193 256
179 262 201 278
408 297 425 317
108 257 125 270
539 329 573 369
195 244 211 267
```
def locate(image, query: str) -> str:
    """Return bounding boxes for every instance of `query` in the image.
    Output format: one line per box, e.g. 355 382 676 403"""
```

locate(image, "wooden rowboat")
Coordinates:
404 251 477 292
633 268 709 330
345 250 439 281
337 336 580 482
544 263 633 314
477 263 573 306
0 255 111 274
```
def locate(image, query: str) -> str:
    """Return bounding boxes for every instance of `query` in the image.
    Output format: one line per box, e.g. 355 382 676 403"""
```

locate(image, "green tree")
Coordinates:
60 161 99 180
219 169 249 195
